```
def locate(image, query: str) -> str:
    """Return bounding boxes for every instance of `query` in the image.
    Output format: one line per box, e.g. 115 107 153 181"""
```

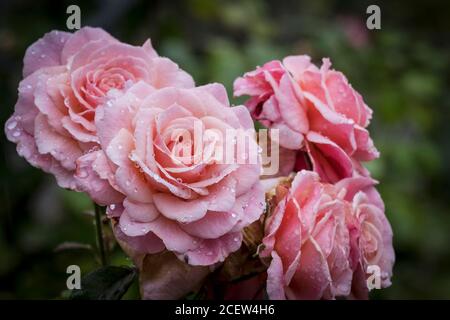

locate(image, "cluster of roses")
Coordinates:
234 56 394 299
5 27 394 300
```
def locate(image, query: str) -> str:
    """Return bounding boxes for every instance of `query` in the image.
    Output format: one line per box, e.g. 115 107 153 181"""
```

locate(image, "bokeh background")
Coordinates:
0 0 449 299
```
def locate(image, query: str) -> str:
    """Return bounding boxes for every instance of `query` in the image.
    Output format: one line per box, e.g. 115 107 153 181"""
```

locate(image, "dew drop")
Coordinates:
109 204 116 210
233 237 239 242
78 169 88 179
7 121 17 130
12 130 21 137
125 180 131 186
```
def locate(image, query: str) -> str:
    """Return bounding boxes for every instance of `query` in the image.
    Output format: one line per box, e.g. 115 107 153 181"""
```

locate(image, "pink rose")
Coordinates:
234 56 378 182
261 171 353 299
4 27 193 203
336 177 395 298
261 171 394 300
96 82 265 266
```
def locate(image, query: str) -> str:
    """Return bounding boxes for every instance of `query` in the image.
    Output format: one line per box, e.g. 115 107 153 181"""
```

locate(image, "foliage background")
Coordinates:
0 0 449 299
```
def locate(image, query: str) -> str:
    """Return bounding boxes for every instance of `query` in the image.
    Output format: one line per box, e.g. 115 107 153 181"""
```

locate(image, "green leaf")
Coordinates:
70 266 136 300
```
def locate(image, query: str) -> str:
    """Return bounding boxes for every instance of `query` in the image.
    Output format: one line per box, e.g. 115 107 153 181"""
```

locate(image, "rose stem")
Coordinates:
94 203 108 266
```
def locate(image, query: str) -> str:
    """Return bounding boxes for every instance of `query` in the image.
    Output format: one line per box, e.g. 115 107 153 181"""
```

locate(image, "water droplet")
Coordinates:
12 130 21 137
78 169 88 179
133 187 138 193
125 180 131 186
31 50 36 55
233 237 239 242
109 204 116 210
40 54 46 58
118 144 123 150
176 178 183 183
7 121 17 130
231 213 237 218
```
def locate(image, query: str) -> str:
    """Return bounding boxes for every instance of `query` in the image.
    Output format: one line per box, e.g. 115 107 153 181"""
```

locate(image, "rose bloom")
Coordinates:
234 56 378 183
336 177 395 298
95 81 265 266
261 171 394 299
4 27 193 203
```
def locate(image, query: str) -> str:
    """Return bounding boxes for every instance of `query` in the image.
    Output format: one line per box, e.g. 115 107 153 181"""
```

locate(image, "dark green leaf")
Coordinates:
70 266 136 300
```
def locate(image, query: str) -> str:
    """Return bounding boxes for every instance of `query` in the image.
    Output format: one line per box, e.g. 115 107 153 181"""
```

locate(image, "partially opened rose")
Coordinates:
234 56 378 183
95 82 265 266
4 27 193 202
336 177 395 298
261 171 353 299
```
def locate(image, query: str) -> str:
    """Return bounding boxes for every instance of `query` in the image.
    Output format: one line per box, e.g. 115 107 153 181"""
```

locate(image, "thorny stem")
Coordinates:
94 203 108 266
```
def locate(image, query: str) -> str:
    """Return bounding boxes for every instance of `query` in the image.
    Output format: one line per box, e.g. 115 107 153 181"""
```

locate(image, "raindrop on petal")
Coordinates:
7 121 17 130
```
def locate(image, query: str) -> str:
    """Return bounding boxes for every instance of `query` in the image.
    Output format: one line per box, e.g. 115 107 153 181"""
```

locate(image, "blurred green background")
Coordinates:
0 0 449 299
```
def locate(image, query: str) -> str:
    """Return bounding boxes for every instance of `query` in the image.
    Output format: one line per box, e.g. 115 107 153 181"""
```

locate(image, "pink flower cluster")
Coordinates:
234 56 394 299
5 27 264 267
5 27 394 300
